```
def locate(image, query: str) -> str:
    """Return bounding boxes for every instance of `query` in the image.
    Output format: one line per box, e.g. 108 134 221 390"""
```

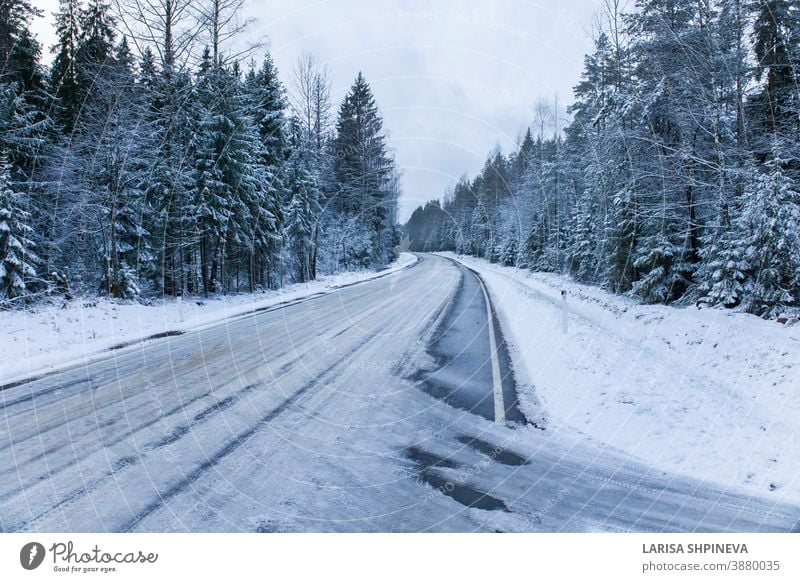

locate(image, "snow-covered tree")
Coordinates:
737 156 800 316
747 0 799 160
0 80 48 176
331 72 398 268
243 54 287 287
697 221 748 308
0 155 37 299
50 0 82 132
567 196 602 283
0 0 44 91
284 119 321 283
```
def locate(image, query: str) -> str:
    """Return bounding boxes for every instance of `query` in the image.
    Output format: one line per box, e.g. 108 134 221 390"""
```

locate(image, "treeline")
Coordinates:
0 0 400 303
406 0 799 317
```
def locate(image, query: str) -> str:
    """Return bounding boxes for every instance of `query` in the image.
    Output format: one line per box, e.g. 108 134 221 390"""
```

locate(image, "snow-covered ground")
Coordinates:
0 253 417 386
439 252 800 504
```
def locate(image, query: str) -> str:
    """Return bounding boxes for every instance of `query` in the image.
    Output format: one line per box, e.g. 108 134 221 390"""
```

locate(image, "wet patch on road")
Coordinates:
406 446 458 470
405 446 509 512
456 435 529 466
403 262 526 424
417 469 508 512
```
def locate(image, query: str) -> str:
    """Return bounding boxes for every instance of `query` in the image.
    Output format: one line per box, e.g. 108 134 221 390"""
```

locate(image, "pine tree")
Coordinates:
244 54 288 287
50 0 82 132
193 56 277 294
697 221 748 308
623 0 714 298
567 197 601 282
0 80 48 177
748 0 799 151
737 156 800 316
606 187 639 293
284 119 322 283
75 0 116 108
332 72 397 268
0 155 36 299
0 0 44 91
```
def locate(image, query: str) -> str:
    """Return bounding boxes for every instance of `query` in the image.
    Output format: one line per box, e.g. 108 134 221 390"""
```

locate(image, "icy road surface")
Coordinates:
1 254 798 532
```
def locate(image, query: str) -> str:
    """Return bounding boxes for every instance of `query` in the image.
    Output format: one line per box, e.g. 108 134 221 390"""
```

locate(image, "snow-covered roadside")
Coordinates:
439 252 800 504
0 253 418 386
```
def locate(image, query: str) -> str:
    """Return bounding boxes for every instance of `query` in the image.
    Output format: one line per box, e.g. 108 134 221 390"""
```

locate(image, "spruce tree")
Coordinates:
697 222 748 308
284 119 321 283
193 56 276 294
748 0 799 151
0 0 44 91
244 54 288 287
737 156 800 316
0 155 36 299
567 197 601 283
50 0 82 132
332 72 397 267
0 80 47 177
75 0 116 105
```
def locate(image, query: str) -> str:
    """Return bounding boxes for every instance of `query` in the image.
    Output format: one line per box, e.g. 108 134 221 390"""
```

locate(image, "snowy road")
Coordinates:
1 254 798 532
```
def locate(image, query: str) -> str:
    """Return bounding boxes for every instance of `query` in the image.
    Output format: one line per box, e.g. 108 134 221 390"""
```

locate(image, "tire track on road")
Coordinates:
119 332 379 532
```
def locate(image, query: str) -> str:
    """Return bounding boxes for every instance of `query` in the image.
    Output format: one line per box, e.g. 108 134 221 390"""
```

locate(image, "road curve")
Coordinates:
0 254 797 532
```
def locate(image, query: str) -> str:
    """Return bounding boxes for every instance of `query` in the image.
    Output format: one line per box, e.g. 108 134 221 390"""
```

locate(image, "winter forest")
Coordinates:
406 0 800 318
0 0 400 303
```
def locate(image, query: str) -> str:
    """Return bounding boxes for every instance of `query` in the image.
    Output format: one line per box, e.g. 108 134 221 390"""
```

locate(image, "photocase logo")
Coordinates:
20 542 46 570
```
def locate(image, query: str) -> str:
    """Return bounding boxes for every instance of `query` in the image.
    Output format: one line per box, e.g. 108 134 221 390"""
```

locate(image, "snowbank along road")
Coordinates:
1 254 798 532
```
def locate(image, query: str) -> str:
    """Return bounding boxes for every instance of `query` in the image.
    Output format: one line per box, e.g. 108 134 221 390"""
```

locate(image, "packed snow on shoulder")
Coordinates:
439 252 800 504
0 253 417 385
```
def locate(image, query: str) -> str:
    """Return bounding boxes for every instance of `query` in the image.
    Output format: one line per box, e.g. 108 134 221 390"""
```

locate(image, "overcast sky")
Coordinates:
32 0 603 221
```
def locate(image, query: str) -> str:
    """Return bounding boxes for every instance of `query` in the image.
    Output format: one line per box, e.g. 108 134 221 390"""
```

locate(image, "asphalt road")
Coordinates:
1 254 797 532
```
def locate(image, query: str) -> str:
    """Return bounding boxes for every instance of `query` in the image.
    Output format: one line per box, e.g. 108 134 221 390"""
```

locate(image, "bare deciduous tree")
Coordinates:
291 51 331 151
111 0 199 70
194 0 258 68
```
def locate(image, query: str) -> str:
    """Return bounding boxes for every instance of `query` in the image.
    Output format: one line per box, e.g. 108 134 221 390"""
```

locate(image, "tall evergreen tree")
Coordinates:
748 0 799 160
0 155 36 299
89 37 147 298
284 118 321 283
75 0 116 103
0 0 44 90
50 0 82 132
332 72 397 268
140 58 194 296
736 155 800 316
193 55 277 294
244 54 288 285
0 80 48 178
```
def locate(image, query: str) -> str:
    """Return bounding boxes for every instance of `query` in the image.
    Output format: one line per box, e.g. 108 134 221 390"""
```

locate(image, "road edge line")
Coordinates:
436 254 507 423
475 268 506 424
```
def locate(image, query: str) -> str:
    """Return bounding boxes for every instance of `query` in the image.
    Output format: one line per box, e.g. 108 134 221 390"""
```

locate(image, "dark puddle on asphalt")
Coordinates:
456 435 529 466
405 447 508 512
406 447 458 469
419 470 508 512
